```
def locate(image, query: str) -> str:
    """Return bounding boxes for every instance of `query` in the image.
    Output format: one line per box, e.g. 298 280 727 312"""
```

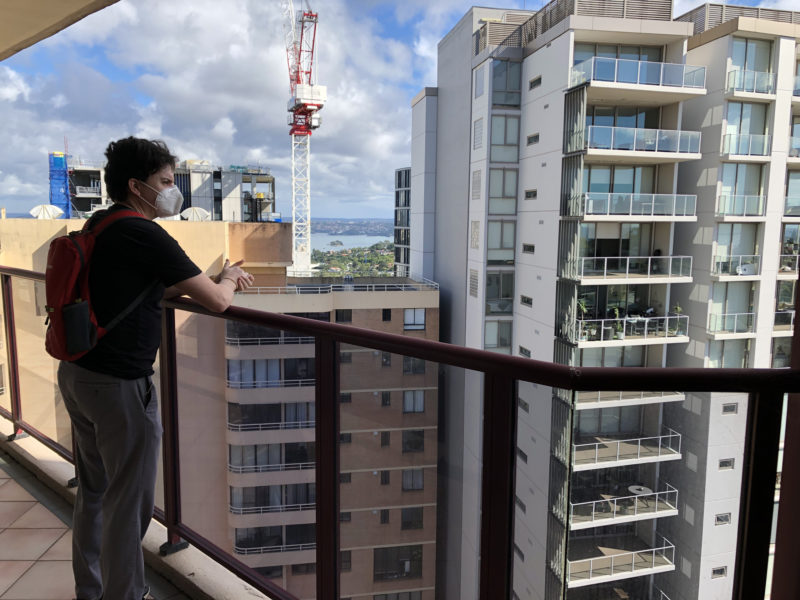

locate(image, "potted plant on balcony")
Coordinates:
613 307 625 340
577 298 589 340
668 302 683 336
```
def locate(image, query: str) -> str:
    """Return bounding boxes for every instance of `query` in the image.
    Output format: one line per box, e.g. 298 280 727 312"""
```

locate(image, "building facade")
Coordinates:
410 2 799 600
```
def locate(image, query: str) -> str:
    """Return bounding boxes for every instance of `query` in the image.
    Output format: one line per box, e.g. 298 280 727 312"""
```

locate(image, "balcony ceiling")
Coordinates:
0 0 119 62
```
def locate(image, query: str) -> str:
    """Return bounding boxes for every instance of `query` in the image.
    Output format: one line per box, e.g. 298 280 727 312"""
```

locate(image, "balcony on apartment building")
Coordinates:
575 315 689 346
568 583 673 600
581 193 697 221
575 390 685 410
576 256 692 284
726 69 777 98
570 483 679 530
712 254 761 278
722 133 772 159
716 194 766 220
789 137 800 164
785 196 800 217
708 312 756 339
774 309 794 332
583 126 701 163
570 57 706 104
566 533 675 587
572 427 682 471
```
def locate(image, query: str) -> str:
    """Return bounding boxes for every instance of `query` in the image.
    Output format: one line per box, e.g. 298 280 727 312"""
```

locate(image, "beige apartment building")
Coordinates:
0 217 439 600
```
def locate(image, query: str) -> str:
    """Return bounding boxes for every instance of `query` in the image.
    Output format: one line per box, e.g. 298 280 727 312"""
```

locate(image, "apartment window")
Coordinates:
382 308 392 321
485 321 512 353
235 526 282 550
529 75 542 90
404 308 426 330
473 118 484 150
715 513 732 525
403 390 425 413
475 64 485 98
382 391 391 406
373 545 423 581
340 393 351 403
292 563 316 575
730 38 772 92
256 565 283 578
519 346 531 358
402 468 424 490
711 566 728 579
340 352 352 364
469 269 479 297
340 511 351 522
335 309 352 323
401 507 424 530
722 403 738 415
526 134 540 145
489 168 517 214
380 509 390 524
486 272 514 315
719 458 735 470
402 430 425 453
381 352 392 367
516 447 528 463
520 295 532 307
340 433 352 444
403 356 426 375
381 431 390 447
518 397 529 412
229 444 281 471
339 473 351 483
524 189 537 200
492 60 521 106
725 102 768 154
490 115 520 162
341 550 352 571
487 221 515 264
380 470 391 485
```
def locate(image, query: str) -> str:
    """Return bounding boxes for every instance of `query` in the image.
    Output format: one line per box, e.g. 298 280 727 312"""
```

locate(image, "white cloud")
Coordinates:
0 66 31 102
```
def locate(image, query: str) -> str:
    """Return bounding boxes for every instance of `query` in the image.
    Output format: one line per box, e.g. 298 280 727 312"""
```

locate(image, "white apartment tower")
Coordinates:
410 2 800 600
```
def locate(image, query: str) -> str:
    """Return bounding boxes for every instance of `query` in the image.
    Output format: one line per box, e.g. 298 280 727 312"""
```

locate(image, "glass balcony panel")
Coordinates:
727 69 776 94
578 256 691 279
779 255 798 273
709 312 756 333
181 319 317 595
616 59 639 84
656 130 679 153
584 193 696 217
594 57 617 82
0 296 8 413
774 310 794 331
724 133 772 156
713 254 761 276
569 57 705 89
588 126 613 150
339 345 442 598
785 196 800 216
790 137 800 158
576 315 688 342
717 195 765 217
633 129 656 152
9 277 72 451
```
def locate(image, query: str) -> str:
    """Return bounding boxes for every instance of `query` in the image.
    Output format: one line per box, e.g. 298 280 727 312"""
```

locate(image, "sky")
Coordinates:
0 0 792 218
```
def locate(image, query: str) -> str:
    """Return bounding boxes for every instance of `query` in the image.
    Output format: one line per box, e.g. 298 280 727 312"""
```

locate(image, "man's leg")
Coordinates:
58 361 105 600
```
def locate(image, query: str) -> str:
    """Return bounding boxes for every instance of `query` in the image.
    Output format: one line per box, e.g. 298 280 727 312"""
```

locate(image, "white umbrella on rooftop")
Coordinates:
181 206 211 222
29 204 64 219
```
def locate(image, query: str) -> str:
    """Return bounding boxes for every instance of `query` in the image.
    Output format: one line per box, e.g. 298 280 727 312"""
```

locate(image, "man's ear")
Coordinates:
127 178 140 198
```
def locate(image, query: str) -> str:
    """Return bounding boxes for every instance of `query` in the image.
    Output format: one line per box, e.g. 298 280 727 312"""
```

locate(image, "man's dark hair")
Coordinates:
103 137 177 203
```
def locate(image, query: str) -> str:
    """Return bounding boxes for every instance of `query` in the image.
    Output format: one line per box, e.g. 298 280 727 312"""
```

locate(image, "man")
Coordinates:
57 136 254 600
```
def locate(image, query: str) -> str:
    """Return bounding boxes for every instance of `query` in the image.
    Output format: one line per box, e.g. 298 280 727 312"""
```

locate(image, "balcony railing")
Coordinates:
0 265 798 600
785 197 800 217
240 277 439 294
227 420 315 432
780 255 799 274
570 57 706 89
583 192 696 218
225 335 315 346
717 194 766 217
566 533 675 585
578 256 692 279
791 137 800 158
723 133 772 156
573 428 681 468
229 502 315 514
795 76 800 97
575 390 684 407
576 315 689 342
226 378 315 389
585 126 701 154
775 310 795 331
713 254 761 276
709 312 756 334
727 69 776 94
570 483 678 527
227 461 315 474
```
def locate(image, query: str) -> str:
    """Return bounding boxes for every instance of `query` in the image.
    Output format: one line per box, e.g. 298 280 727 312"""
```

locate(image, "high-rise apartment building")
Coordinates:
410 2 800 599
395 167 411 276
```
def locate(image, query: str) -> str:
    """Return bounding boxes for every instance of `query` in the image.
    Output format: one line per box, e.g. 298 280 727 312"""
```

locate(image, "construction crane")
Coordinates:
281 0 326 275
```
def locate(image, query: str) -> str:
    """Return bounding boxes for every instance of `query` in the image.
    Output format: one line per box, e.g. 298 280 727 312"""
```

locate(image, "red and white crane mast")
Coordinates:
281 0 325 274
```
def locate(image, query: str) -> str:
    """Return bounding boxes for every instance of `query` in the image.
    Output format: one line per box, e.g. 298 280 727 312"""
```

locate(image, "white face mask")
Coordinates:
138 180 184 217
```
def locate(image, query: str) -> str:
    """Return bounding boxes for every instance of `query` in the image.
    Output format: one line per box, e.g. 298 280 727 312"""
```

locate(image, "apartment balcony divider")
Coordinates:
0 265 799 600
578 255 692 280
713 254 761 276
723 133 772 156
727 70 776 94
585 126 701 154
583 192 696 218
570 57 706 89
709 312 756 334
717 195 766 217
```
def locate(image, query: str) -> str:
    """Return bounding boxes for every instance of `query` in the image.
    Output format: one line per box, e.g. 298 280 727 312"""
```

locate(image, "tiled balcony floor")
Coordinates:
0 451 190 600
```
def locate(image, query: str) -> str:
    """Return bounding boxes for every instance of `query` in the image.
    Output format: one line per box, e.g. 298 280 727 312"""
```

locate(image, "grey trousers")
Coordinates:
58 361 162 600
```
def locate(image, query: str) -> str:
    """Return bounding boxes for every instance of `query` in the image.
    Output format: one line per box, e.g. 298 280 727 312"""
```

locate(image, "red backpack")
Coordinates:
44 209 152 361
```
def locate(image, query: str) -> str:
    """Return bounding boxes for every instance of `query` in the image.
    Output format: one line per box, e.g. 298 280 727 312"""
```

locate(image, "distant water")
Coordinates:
311 233 391 251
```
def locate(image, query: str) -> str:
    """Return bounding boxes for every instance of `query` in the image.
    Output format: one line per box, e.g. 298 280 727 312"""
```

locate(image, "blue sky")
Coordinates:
0 0 790 217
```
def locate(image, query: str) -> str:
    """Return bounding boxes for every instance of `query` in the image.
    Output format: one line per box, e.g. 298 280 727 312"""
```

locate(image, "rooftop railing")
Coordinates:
585 126 701 154
578 255 692 279
723 133 772 156
570 57 706 89
583 192 696 218
727 69 776 94
717 194 766 217
1 265 799 600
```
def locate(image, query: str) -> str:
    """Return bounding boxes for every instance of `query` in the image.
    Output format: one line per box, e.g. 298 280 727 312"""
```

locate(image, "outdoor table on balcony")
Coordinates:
628 485 653 508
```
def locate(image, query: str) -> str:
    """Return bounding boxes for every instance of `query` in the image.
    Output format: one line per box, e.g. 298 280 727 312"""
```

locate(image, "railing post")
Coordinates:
0 274 22 434
479 374 516 600
315 336 340 600
733 390 783 600
157 307 188 555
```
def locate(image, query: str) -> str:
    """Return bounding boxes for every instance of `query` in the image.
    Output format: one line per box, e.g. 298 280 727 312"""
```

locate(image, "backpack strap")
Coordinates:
103 280 160 332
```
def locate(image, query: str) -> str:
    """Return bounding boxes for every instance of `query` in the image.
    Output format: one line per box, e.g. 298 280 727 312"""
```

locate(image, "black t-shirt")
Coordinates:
75 205 201 379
